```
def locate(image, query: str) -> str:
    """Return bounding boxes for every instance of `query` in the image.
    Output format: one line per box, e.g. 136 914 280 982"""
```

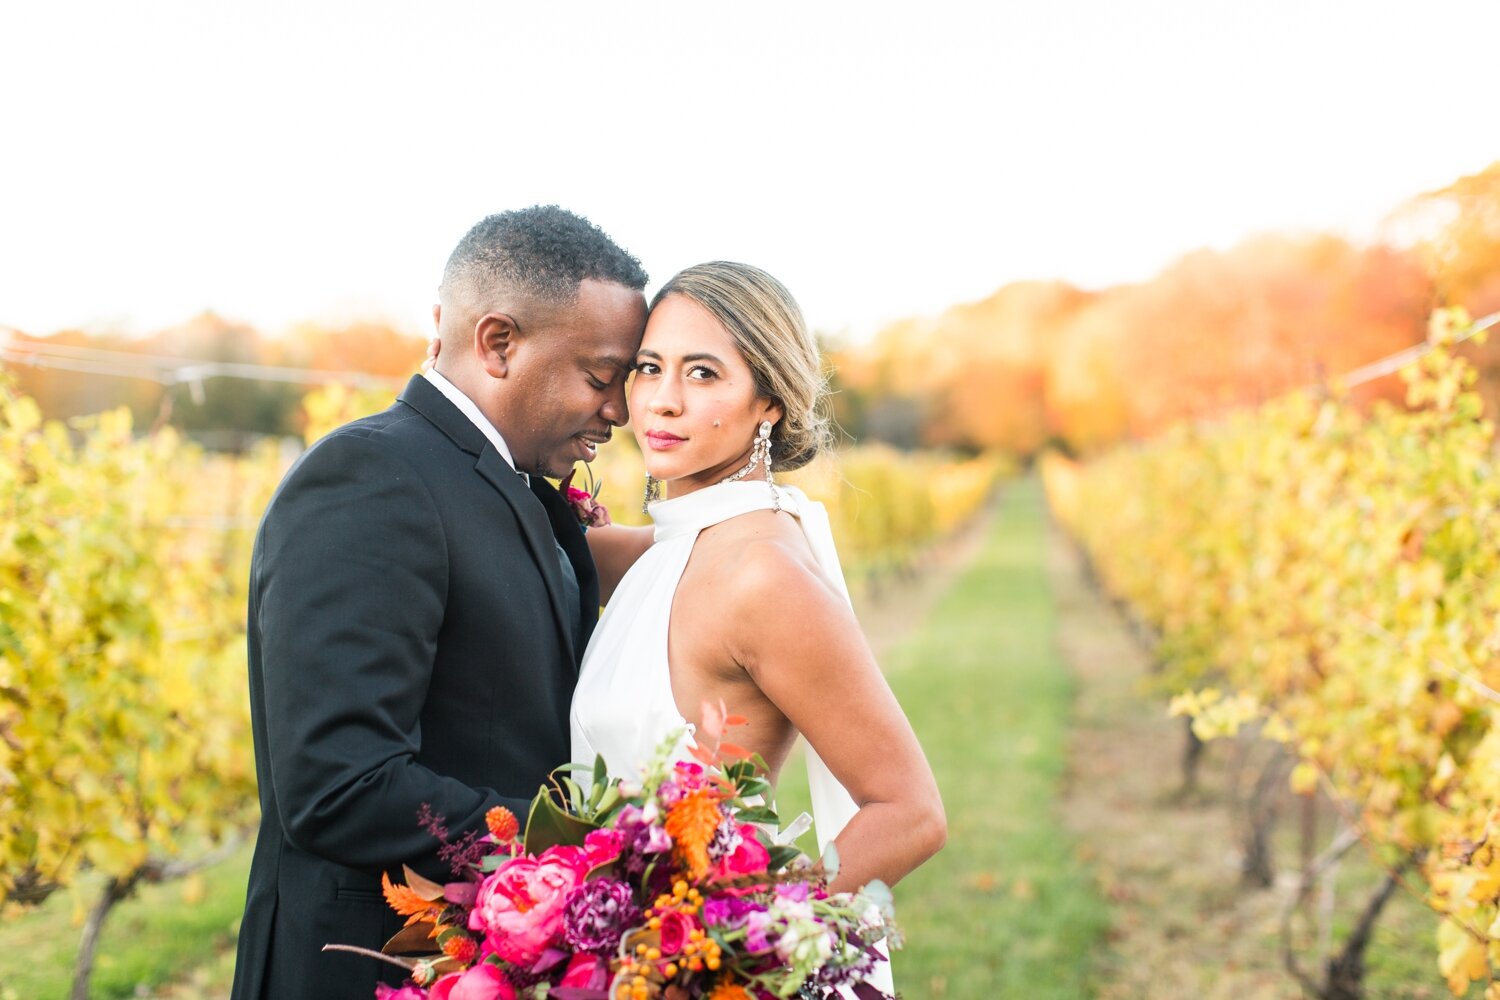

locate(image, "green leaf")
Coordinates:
522 786 599 854
734 806 780 825
736 777 772 799
592 784 621 820
767 845 804 872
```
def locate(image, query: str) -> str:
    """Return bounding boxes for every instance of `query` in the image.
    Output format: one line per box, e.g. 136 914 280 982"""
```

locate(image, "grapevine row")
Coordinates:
1043 309 1500 997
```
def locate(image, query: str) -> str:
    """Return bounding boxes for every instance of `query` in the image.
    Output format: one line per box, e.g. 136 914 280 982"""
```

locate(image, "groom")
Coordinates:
230 206 649 1000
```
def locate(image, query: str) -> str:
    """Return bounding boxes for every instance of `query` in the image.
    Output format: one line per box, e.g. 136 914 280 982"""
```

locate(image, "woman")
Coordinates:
575 262 945 905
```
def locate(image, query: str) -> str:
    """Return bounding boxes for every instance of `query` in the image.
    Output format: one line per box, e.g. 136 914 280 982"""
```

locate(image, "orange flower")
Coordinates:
381 871 441 927
486 806 520 842
442 934 479 963
706 979 752 1000
665 788 723 881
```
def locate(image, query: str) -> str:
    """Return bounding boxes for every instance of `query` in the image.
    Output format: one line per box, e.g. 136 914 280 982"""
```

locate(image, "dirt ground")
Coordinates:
1047 519 1447 1000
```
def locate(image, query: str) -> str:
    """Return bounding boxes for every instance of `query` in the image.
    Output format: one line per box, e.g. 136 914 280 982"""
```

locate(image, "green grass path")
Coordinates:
891 478 1107 997
783 478 1108 998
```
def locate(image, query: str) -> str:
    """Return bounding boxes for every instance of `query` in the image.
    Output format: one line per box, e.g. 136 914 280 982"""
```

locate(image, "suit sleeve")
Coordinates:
254 431 531 869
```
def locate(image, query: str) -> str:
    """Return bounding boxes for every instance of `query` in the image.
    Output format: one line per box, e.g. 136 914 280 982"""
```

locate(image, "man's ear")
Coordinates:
474 312 520 379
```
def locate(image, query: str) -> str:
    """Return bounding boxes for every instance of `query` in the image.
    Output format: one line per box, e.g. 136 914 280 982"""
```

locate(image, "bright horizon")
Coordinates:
2 1 1497 343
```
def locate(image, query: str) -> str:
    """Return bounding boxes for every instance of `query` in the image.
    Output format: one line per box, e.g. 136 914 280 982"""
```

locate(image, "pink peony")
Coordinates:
713 823 771 879
558 952 610 991
468 846 591 967
427 963 516 1000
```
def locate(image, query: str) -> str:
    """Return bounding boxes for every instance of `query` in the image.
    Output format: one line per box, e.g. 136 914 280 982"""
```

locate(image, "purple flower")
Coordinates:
562 877 640 953
707 817 742 860
614 804 673 876
701 894 762 930
775 883 810 904
744 909 776 953
809 932 878 988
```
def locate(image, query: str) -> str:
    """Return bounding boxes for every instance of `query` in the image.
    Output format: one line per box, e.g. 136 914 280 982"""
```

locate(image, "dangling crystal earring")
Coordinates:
720 421 780 512
760 421 781 513
642 473 663 512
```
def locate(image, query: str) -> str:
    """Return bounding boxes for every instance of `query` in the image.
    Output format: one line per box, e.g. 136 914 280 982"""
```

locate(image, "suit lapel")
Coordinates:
399 375 578 662
474 448 577 664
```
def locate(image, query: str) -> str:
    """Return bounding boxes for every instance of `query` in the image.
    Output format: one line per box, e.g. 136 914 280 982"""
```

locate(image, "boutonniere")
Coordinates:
558 465 611 529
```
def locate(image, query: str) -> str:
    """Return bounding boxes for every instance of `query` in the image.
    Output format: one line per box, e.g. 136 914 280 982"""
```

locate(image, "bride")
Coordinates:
576 261 945 904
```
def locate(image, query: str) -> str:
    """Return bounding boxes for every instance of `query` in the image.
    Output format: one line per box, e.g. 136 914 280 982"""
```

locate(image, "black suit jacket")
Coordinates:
230 376 599 1000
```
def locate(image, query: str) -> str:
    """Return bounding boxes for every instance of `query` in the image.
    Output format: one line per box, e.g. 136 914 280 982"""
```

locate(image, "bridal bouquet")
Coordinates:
334 706 898 1000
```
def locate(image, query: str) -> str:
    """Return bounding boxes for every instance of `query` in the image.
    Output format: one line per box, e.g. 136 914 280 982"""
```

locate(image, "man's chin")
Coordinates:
536 454 580 481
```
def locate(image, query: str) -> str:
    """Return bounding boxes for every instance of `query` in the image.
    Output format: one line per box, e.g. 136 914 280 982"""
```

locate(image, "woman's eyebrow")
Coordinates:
632 349 726 367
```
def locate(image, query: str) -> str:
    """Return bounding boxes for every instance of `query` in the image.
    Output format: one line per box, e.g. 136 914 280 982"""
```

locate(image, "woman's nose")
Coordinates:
647 381 681 415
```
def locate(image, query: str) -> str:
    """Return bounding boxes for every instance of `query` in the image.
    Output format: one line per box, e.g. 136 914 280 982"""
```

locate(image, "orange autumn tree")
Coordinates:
1045 234 1431 452
1387 160 1500 415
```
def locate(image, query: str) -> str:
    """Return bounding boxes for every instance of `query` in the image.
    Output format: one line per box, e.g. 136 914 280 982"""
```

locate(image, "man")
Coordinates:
230 206 649 1000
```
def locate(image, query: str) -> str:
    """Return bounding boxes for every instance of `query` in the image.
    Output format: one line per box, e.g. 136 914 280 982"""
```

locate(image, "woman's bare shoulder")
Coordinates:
686 514 840 636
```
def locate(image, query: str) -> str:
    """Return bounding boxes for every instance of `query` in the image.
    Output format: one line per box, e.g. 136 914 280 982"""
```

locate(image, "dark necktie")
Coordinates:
553 536 583 656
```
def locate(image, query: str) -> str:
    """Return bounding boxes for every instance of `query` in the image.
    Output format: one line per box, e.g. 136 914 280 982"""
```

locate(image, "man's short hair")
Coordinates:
441 205 648 309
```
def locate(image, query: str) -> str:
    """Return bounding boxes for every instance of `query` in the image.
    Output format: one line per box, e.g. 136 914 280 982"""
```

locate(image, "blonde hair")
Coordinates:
651 262 832 471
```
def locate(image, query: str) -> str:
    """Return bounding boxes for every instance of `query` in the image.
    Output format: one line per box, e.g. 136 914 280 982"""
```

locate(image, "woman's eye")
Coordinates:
688 365 718 381
634 362 660 376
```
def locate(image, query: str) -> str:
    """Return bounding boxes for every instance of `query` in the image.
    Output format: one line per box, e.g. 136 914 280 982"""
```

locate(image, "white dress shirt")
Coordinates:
422 368 528 485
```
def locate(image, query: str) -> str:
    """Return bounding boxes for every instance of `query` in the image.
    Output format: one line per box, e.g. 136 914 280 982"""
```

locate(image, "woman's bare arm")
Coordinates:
718 539 946 893
586 524 654 604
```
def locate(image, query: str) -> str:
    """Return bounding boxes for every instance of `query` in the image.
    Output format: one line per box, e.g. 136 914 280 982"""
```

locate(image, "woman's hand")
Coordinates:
421 337 440 372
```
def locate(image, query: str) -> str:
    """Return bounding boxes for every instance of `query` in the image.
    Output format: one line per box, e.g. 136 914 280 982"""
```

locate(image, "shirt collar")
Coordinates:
422 368 528 485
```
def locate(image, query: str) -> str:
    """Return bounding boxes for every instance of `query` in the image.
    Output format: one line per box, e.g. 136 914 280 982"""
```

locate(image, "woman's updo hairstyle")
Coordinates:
650 261 832 471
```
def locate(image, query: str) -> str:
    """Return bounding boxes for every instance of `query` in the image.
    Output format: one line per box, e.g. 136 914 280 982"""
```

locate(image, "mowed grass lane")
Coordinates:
780 477 1108 998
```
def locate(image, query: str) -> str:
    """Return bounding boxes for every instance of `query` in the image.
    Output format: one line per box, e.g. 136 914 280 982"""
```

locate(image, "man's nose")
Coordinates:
601 380 628 426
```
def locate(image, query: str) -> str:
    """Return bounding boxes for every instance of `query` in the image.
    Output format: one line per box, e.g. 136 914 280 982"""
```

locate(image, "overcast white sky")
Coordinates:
1 1 1497 342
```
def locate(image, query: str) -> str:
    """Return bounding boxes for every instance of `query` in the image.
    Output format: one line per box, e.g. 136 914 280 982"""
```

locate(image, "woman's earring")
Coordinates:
756 420 781 513
642 473 662 512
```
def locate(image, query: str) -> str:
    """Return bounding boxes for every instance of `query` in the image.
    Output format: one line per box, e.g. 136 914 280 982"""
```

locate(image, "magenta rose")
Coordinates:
713 823 771 879
427 963 516 1000
375 985 429 1000
558 470 611 528
657 909 698 958
583 827 626 869
468 846 591 967
558 952 610 991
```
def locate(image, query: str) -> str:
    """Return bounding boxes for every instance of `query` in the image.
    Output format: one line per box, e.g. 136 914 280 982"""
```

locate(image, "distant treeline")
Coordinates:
3 318 426 449
828 161 1500 457
6 163 1497 455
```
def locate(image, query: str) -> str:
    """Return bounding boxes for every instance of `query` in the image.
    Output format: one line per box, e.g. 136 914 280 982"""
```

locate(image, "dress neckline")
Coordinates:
648 480 802 543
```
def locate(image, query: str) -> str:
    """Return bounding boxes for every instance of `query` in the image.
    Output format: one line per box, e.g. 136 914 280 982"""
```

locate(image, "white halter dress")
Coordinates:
569 479 893 995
